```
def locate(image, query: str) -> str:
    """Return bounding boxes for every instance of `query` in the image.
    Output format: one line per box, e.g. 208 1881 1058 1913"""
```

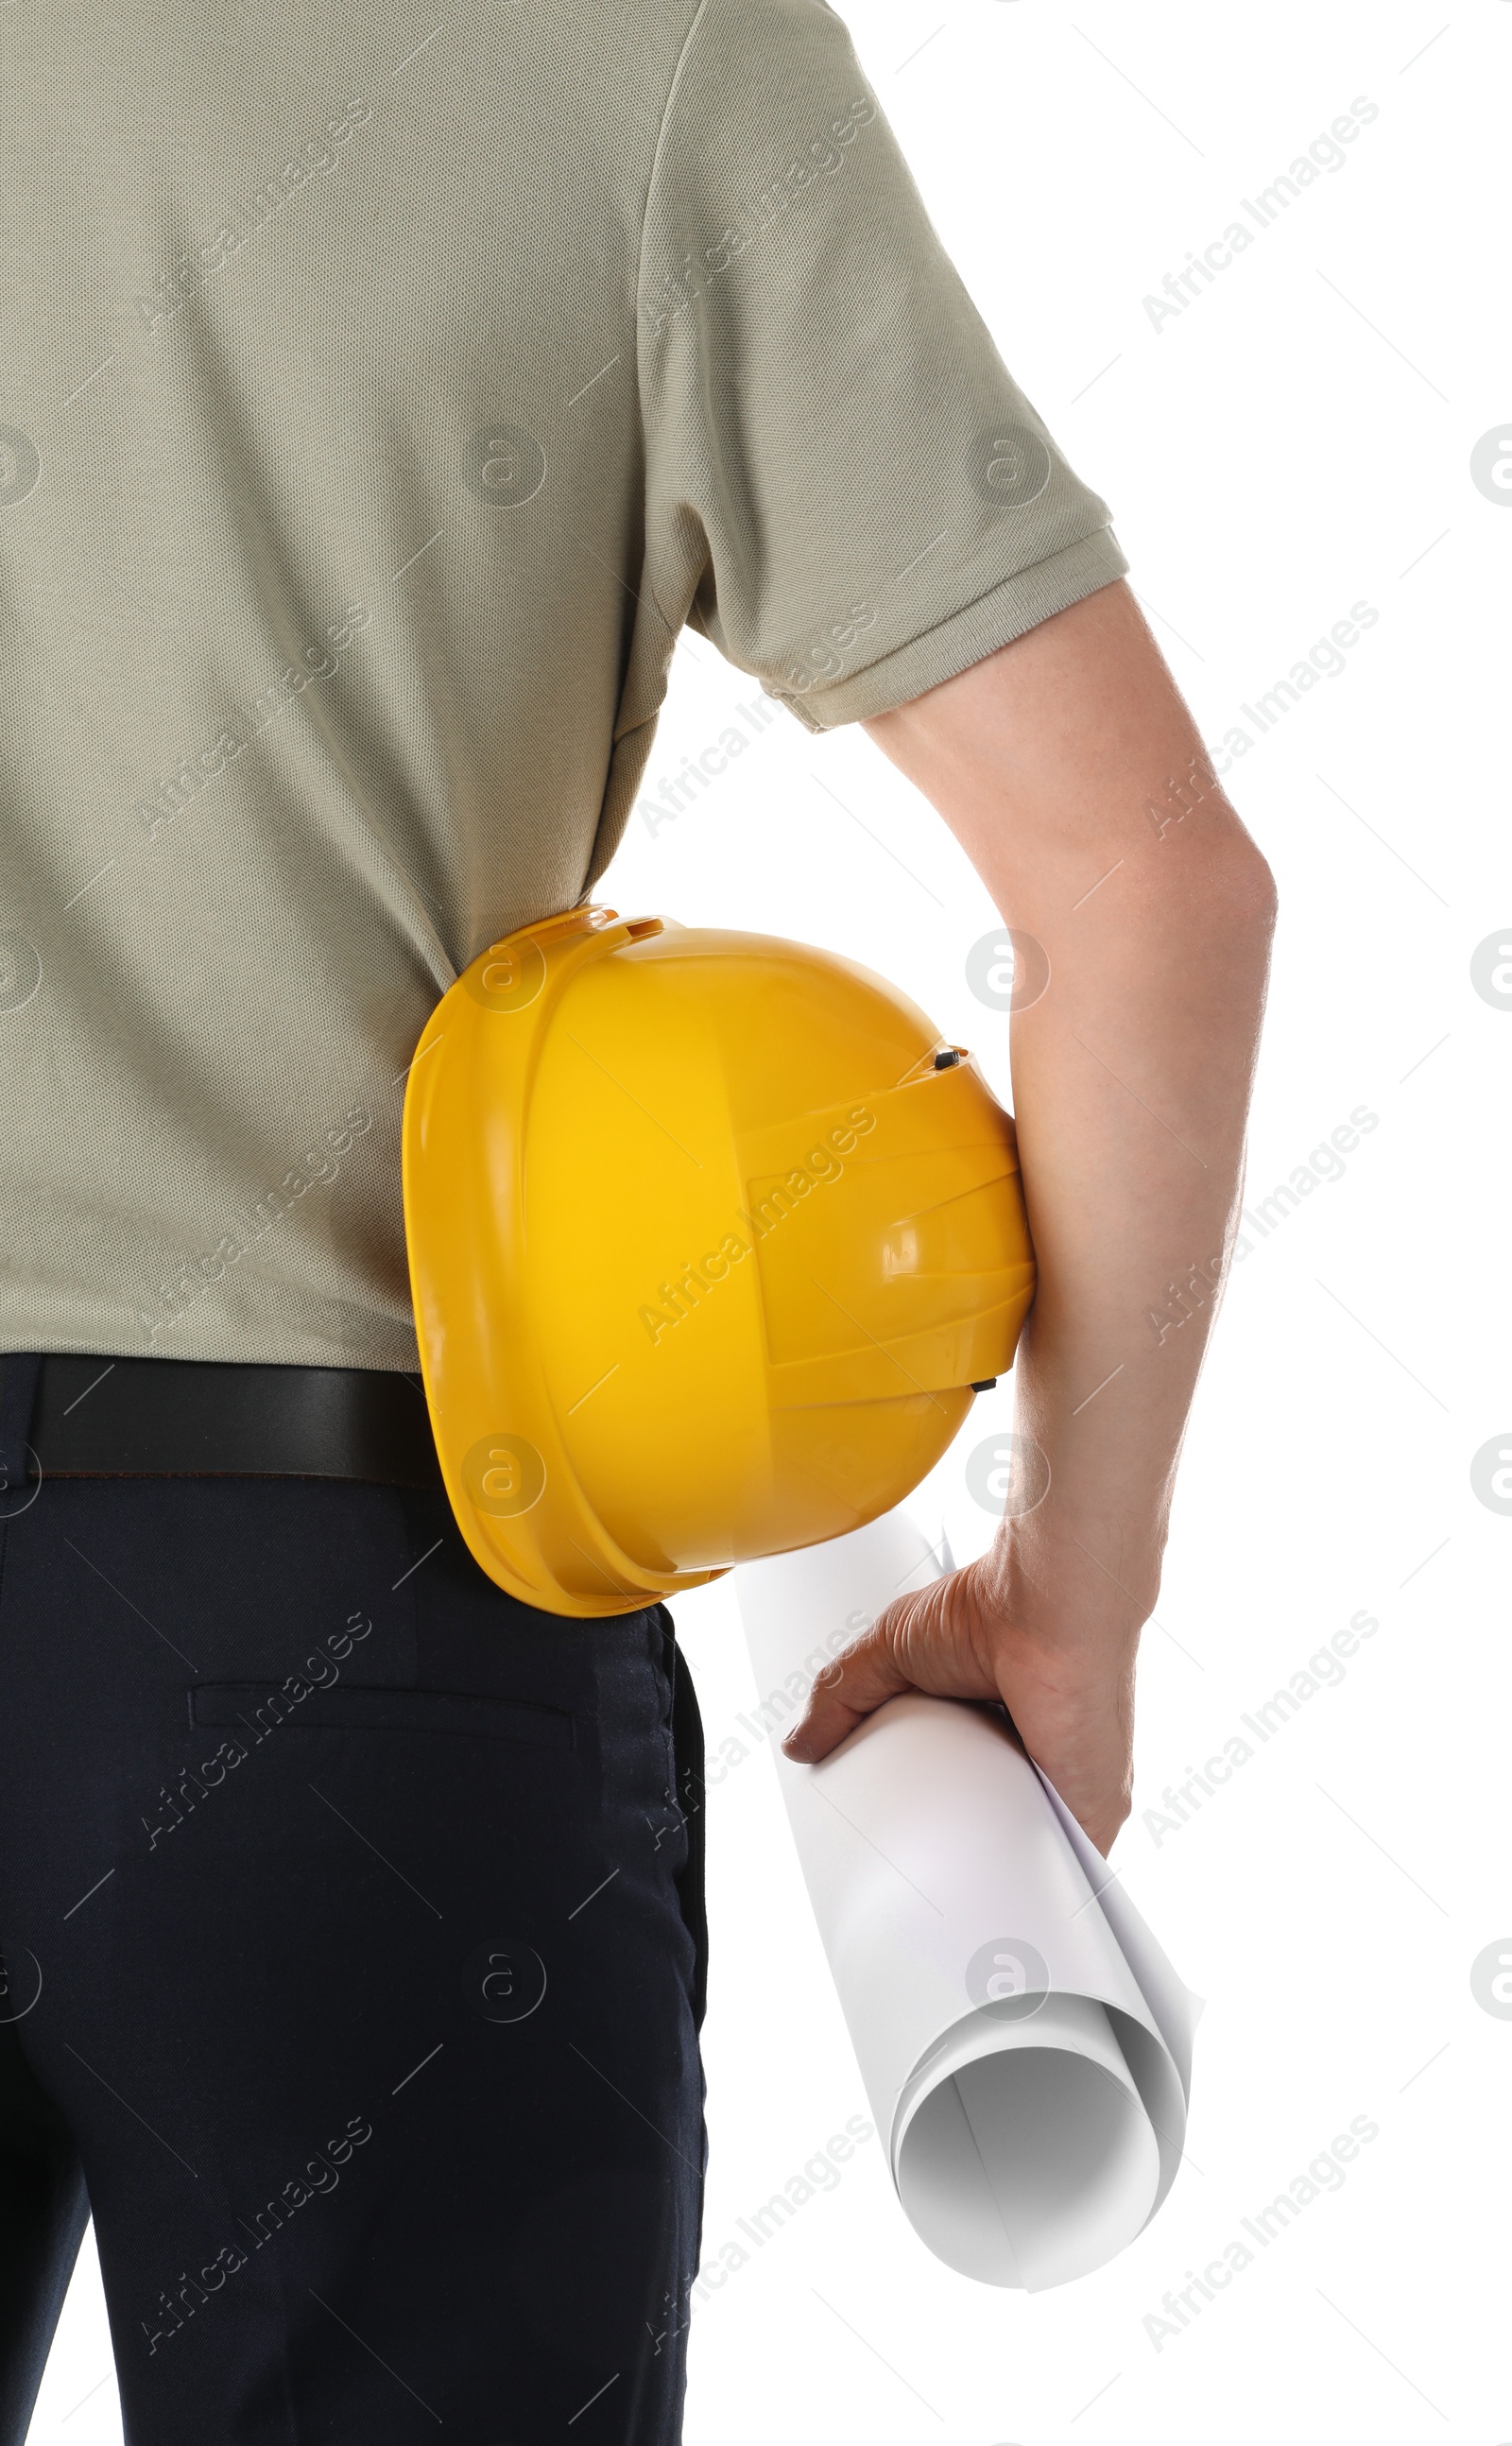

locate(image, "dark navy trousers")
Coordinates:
0 1386 707 2443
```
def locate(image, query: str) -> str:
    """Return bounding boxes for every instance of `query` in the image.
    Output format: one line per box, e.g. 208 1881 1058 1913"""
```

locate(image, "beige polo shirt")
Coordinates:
1 0 1126 1369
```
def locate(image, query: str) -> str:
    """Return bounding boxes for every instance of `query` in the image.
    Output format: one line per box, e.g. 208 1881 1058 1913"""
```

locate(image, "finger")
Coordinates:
780 1598 920 1763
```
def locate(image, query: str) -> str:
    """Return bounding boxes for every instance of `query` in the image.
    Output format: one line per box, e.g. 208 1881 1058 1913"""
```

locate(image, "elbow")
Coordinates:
1129 815 1278 951
1206 835 1278 1025
1131 818 1278 1000
1195 813 1277 945
1232 837 1279 936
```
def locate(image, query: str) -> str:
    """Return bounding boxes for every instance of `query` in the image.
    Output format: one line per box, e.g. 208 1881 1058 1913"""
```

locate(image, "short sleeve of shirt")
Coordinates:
636 0 1129 732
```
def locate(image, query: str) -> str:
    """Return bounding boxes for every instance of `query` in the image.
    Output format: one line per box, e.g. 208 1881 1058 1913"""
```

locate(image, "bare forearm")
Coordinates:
988 810 1273 1657
834 579 1277 1843
988 763 1262 1614
868 581 1273 1590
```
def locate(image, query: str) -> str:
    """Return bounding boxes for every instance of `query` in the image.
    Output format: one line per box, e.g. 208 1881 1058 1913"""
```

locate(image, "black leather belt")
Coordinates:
0 1353 445 1490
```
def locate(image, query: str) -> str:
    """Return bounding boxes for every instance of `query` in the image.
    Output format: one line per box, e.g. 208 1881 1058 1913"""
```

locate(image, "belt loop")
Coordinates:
0 1354 43 1497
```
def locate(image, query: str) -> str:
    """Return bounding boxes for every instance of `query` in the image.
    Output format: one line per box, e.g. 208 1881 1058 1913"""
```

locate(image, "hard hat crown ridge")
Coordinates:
403 904 1036 1616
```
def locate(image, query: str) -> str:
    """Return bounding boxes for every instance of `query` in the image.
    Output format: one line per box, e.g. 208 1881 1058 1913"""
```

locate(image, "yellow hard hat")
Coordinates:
402 904 1035 1617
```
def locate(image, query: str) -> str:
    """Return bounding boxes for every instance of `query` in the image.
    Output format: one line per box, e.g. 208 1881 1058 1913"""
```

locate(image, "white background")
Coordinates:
31 1 1506 2439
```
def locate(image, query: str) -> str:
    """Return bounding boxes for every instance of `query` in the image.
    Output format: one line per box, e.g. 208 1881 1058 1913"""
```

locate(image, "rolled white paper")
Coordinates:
736 1507 1200 2290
